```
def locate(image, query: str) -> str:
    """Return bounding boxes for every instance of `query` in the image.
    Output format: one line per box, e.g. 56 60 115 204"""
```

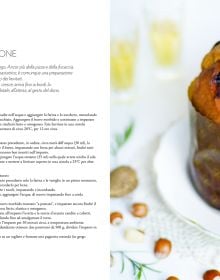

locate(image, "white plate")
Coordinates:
154 117 220 238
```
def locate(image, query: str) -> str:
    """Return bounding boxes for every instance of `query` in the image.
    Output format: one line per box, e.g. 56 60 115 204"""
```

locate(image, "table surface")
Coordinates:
110 0 220 279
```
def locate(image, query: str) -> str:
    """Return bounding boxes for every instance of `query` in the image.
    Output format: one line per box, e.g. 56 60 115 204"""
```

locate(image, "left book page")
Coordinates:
0 1 109 279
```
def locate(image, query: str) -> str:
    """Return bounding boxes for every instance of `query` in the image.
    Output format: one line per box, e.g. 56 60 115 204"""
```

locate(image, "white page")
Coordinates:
0 1 109 279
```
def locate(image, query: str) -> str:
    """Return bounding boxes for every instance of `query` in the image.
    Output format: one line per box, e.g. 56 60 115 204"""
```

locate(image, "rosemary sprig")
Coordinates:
112 251 161 280
111 120 135 156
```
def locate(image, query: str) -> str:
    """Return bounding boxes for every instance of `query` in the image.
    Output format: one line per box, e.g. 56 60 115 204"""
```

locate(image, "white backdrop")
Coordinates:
111 0 220 279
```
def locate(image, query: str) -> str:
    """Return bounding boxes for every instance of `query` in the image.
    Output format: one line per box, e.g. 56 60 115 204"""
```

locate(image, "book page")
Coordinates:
0 1 109 279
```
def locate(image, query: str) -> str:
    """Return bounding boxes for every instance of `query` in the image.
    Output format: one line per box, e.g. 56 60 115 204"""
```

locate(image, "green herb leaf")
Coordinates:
142 265 161 273
120 252 125 273
137 265 143 280
115 134 124 147
111 120 135 157
124 121 134 142
132 261 137 275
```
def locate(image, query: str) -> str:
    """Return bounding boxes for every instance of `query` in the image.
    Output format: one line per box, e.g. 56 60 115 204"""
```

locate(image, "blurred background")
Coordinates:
111 0 220 95
111 0 220 160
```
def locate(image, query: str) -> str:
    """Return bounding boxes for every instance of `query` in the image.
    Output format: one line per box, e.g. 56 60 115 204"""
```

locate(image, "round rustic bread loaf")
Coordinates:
110 166 138 197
